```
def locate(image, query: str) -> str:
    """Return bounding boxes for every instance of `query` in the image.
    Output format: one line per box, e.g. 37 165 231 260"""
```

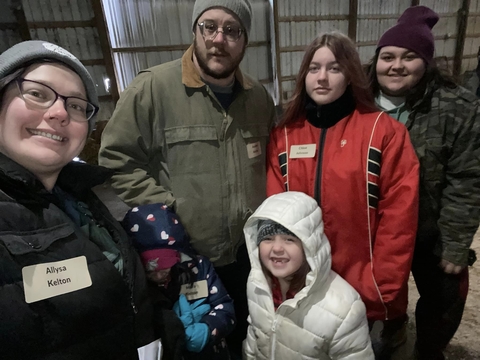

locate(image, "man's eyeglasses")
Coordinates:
16 78 98 122
197 21 244 42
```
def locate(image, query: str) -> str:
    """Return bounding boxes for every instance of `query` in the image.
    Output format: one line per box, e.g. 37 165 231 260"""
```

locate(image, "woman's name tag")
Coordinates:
290 144 316 158
180 280 208 301
22 256 92 303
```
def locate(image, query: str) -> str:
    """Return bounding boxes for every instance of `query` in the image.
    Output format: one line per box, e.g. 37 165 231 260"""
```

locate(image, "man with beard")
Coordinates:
99 0 275 357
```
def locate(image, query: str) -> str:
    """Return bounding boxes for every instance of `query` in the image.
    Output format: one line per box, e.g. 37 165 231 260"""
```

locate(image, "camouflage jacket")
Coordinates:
406 82 480 266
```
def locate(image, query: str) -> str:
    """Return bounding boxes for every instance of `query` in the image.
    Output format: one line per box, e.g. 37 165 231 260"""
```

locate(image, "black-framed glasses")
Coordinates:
198 21 244 42
16 78 98 122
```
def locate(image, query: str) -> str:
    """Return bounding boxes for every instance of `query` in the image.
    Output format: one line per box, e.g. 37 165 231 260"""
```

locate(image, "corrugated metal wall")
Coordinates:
0 2 22 51
2 0 480 110
356 0 411 64
466 0 480 72
0 0 115 122
275 0 350 101
275 0 479 104
102 0 274 99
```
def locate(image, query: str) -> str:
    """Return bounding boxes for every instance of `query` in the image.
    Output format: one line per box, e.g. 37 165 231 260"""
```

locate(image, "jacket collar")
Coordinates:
0 152 113 200
181 45 254 90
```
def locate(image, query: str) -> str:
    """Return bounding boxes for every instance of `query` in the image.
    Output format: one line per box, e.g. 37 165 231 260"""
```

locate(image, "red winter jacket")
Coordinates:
267 109 419 321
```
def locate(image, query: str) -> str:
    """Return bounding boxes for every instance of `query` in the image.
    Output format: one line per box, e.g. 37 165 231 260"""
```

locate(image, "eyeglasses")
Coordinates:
197 21 244 42
16 78 98 122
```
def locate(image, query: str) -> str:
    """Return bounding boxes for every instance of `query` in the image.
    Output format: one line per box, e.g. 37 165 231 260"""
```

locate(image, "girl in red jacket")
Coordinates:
266 31 419 359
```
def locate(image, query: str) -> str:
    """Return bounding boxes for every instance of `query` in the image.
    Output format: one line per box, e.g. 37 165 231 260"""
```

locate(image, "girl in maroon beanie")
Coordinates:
367 5 480 360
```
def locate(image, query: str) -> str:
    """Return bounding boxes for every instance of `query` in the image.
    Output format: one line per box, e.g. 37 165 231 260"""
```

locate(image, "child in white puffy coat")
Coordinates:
243 191 374 359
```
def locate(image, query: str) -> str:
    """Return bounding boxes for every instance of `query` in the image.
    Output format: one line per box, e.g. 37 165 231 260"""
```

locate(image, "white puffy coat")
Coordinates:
243 192 374 360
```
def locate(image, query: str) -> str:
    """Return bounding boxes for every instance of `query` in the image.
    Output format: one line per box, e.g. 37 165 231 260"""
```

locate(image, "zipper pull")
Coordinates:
271 318 277 332
131 297 138 314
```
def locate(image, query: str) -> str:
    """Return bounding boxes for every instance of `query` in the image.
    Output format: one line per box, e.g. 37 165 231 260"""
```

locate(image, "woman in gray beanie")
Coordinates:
0 40 155 359
366 5 480 360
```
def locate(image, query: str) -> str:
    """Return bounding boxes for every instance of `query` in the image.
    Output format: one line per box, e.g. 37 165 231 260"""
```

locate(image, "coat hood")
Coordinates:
244 191 332 294
122 203 196 257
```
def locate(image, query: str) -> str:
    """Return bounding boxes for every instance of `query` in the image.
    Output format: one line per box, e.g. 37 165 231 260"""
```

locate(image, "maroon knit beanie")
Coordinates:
377 6 439 63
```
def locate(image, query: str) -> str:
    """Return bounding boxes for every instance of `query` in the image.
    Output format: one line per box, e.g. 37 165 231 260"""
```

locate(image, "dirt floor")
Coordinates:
391 228 480 360
94 183 480 359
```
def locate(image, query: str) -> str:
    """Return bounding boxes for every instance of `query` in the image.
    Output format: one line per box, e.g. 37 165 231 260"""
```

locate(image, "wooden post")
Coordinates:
453 0 470 79
273 0 283 104
348 0 358 42
11 0 31 41
91 0 119 103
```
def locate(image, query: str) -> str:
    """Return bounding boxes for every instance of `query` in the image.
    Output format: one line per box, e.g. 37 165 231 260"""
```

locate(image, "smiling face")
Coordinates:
259 233 305 280
305 46 349 105
193 8 246 86
0 63 89 189
376 46 426 96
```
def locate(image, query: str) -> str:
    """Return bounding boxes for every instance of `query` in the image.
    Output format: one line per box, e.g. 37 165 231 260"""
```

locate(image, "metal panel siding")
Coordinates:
0 30 23 53
15 0 111 110
0 0 17 22
103 0 273 94
277 0 349 101
23 0 93 21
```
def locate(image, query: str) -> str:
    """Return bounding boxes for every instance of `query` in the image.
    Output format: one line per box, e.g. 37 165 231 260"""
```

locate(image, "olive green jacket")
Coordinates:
99 46 275 266
406 83 480 266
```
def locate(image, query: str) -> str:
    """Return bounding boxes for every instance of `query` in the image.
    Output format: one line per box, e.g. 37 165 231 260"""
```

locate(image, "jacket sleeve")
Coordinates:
374 118 419 309
197 256 236 344
266 127 286 196
98 72 176 208
243 319 257 360
329 299 374 359
435 100 480 265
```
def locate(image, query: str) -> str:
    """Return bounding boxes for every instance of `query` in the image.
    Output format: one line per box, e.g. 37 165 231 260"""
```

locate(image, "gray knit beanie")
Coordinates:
257 220 297 245
191 0 252 39
0 40 99 133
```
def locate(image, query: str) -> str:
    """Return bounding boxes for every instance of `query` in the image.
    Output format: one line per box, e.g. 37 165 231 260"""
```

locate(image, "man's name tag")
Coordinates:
247 141 262 159
290 144 316 158
180 280 208 301
22 256 92 304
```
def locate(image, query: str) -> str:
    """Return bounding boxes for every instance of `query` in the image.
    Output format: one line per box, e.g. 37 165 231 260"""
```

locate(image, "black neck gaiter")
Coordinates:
305 87 356 129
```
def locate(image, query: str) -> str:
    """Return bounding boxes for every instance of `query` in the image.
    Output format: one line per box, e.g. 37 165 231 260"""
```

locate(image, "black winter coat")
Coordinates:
0 154 155 360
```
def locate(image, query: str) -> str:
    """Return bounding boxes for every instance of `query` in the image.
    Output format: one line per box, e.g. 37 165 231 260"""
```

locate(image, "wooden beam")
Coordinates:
111 41 270 53
11 0 31 41
357 13 457 20
453 0 470 78
90 0 119 104
0 22 17 30
81 59 105 66
278 15 348 22
273 0 283 104
28 20 96 29
279 45 307 52
98 95 113 101
112 44 190 53
348 0 358 41
355 34 457 47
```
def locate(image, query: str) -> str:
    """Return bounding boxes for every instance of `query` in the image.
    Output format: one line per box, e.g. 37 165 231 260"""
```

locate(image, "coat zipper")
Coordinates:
314 129 327 205
270 317 277 359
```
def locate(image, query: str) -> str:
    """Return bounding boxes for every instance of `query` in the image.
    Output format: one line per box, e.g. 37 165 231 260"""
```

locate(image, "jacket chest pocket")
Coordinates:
164 125 221 175
1 224 75 255
239 124 269 164
420 137 448 182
